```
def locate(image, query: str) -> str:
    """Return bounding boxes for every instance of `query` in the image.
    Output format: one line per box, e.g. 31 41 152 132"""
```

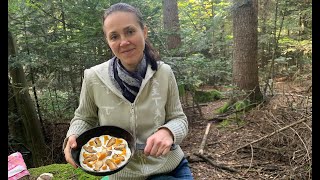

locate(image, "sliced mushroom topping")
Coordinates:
106 137 116 147
94 137 102 147
112 154 125 164
93 160 104 171
83 145 97 153
114 144 126 150
83 154 97 164
105 159 118 170
101 147 112 157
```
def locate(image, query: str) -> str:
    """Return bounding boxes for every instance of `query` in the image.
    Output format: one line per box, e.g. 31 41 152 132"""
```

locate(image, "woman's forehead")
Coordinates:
103 12 140 32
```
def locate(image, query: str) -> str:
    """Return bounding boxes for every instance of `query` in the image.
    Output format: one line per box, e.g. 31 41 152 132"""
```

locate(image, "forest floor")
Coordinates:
23 72 312 180
181 74 312 179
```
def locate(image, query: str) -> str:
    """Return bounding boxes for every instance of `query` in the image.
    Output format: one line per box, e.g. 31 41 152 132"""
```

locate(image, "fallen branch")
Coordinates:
199 122 211 155
221 118 307 156
208 117 225 123
194 153 238 173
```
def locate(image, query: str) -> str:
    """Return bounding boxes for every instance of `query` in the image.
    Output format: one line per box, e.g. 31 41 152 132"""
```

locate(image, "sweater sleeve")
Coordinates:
62 69 99 150
160 66 188 145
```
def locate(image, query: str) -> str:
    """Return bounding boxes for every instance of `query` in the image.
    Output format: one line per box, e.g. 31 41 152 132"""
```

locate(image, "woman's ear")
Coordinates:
143 26 148 39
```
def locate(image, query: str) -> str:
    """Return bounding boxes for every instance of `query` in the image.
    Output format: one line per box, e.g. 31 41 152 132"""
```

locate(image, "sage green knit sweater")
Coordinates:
63 60 188 180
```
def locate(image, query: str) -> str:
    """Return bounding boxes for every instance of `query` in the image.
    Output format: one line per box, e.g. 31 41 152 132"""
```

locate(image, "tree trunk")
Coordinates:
162 0 182 53
59 0 79 110
232 0 263 102
8 31 47 167
8 76 28 149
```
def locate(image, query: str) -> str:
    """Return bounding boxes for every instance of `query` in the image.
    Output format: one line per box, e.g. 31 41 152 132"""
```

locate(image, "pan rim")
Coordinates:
70 125 136 176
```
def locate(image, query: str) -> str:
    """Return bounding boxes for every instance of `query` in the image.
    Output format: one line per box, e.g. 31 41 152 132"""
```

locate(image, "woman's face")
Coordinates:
103 11 147 72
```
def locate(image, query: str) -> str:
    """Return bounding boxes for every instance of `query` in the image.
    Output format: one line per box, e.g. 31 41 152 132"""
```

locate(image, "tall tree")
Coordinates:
162 0 182 54
8 31 47 167
232 0 263 101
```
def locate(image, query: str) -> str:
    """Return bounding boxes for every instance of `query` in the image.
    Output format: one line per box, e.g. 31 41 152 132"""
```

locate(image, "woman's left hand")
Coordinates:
144 128 174 157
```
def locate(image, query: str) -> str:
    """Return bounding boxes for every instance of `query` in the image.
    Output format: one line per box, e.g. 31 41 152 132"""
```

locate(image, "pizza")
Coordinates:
79 135 131 172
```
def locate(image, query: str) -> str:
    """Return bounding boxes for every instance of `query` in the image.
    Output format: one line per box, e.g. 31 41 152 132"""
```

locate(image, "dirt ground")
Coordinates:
180 75 312 179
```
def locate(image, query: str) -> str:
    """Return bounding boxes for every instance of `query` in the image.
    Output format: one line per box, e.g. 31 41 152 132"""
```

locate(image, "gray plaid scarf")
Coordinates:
109 55 147 103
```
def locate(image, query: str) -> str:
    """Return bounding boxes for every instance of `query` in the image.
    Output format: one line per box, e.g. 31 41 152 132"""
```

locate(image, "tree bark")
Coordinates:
8 76 27 147
232 0 263 101
162 0 182 53
8 31 47 167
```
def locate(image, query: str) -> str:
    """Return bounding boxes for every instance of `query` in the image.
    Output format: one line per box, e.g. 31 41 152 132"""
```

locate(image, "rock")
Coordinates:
36 173 53 180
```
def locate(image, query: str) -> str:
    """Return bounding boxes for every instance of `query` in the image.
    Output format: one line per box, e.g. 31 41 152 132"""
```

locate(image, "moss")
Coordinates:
28 164 103 180
215 101 231 114
194 89 222 103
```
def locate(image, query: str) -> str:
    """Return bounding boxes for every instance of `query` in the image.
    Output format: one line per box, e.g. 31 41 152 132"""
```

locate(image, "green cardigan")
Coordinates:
63 60 188 180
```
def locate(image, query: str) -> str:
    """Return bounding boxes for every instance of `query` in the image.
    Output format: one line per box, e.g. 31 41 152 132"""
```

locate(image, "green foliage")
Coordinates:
216 116 246 129
217 114 246 129
178 84 186 97
215 101 231 114
28 163 101 180
167 53 232 95
194 89 222 103
234 99 250 111
37 89 75 121
217 118 231 128
216 98 253 114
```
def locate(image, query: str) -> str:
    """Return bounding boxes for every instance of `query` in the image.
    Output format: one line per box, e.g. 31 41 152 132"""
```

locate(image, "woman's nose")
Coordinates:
120 38 130 46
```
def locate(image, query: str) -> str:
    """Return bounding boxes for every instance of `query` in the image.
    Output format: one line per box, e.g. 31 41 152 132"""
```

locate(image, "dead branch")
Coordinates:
199 122 212 155
242 146 286 156
221 118 307 156
194 153 238 173
208 117 226 123
243 144 253 175
289 127 311 164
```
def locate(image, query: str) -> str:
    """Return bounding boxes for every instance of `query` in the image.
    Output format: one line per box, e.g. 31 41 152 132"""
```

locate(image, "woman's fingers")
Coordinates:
161 146 171 156
64 135 78 168
144 128 174 157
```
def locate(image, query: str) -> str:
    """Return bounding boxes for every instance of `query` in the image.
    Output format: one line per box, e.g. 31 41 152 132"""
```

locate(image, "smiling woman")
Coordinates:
103 11 147 72
63 2 193 180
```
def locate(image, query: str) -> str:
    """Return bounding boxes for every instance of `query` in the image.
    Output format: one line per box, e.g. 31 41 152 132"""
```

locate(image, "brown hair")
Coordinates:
103 3 159 70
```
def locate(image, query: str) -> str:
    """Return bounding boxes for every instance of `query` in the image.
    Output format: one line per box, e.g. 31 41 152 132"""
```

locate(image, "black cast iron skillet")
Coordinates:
71 125 177 176
70 125 136 176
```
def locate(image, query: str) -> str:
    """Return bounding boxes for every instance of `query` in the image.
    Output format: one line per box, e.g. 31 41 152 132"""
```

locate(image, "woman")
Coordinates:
63 3 193 180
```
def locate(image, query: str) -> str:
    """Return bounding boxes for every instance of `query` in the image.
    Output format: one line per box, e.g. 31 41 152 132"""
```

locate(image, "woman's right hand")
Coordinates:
64 134 78 168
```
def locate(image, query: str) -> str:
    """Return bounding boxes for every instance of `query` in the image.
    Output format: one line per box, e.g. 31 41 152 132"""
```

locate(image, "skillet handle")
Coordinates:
136 143 177 151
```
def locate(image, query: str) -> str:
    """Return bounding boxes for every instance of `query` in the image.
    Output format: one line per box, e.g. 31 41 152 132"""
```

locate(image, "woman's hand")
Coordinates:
144 128 174 157
64 134 78 168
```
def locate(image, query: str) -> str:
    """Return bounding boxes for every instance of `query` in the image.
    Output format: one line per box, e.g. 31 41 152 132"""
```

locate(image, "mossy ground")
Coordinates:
28 164 104 180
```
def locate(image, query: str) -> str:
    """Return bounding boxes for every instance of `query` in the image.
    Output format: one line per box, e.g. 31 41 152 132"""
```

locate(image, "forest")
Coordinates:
8 0 312 179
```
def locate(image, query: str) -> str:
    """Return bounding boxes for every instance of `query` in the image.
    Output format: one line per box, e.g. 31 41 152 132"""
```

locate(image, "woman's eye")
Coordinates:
127 29 135 35
110 35 118 40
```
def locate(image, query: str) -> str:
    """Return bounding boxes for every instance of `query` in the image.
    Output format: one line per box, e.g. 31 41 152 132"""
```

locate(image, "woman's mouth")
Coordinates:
121 49 134 54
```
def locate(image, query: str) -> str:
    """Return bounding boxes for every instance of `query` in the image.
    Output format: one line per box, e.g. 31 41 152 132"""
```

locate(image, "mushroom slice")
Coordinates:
114 144 126 150
112 154 125 164
93 160 104 171
105 159 118 170
101 147 112 157
101 164 108 171
83 145 97 153
94 137 102 147
82 152 91 158
88 140 96 147
103 135 109 145
83 154 97 164
106 137 116 147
